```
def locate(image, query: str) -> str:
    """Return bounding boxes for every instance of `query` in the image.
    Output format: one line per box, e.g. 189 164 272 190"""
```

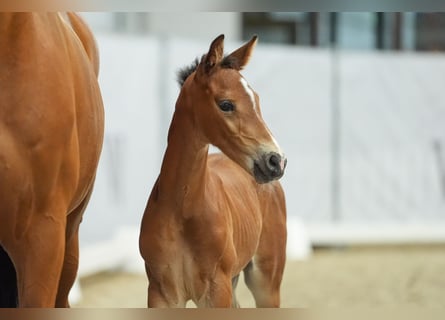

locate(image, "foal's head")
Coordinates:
178 34 286 184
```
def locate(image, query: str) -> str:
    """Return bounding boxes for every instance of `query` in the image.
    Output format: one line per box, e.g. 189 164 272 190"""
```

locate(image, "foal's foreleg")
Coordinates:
198 271 233 308
147 281 186 308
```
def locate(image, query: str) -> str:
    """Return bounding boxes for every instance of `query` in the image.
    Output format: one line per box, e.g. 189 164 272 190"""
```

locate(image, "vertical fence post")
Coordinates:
433 139 445 200
376 12 385 50
309 12 319 47
330 12 341 222
393 12 403 50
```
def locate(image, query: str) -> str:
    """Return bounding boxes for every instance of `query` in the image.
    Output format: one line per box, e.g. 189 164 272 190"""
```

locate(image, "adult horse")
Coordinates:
139 35 287 308
0 13 104 307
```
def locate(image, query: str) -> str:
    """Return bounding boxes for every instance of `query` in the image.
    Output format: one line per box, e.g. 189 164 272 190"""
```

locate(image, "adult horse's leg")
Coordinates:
55 186 94 307
11 205 67 307
55 227 79 308
0 246 18 307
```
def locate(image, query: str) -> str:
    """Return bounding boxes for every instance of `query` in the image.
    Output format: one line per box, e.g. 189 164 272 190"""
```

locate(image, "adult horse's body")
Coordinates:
139 35 287 308
0 13 104 307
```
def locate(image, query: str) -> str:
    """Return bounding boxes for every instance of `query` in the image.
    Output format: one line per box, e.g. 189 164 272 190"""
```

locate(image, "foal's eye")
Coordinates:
218 100 235 113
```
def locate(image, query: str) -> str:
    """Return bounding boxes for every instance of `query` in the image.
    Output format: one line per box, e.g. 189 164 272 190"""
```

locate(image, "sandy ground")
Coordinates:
74 245 445 307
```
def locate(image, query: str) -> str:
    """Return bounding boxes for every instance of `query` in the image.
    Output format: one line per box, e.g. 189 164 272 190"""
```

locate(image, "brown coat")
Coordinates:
139 35 287 308
0 13 104 307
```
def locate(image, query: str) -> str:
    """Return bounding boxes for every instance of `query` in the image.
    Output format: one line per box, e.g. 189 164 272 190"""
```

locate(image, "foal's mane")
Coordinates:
176 55 239 87
176 58 200 87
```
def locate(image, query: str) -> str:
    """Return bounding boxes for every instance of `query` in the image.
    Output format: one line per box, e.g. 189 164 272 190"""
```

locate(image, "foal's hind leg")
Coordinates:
243 255 284 307
231 274 241 308
243 213 286 306
244 184 287 308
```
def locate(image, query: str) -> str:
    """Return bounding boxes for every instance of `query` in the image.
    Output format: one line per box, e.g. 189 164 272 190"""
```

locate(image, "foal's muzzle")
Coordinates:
253 152 287 184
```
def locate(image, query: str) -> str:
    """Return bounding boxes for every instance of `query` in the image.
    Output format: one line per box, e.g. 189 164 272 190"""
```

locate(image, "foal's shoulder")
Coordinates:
208 152 245 173
208 152 226 163
208 152 255 185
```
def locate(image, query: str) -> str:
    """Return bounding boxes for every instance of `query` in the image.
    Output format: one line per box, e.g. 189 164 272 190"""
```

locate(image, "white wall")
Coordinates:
146 13 241 40
80 12 242 41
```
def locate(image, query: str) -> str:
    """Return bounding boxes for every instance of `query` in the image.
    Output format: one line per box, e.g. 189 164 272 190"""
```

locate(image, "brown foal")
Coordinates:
139 35 287 308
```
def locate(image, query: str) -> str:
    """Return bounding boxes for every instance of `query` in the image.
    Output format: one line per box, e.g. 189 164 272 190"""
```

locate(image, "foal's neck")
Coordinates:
157 105 209 207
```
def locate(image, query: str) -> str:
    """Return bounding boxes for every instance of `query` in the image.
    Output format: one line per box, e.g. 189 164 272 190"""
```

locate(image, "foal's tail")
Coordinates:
0 246 18 307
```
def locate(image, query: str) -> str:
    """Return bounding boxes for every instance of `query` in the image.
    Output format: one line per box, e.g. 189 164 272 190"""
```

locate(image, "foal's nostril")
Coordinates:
254 152 286 183
266 153 281 175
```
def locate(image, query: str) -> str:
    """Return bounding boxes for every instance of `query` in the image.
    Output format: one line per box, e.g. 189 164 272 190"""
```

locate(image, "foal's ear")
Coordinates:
200 34 225 74
225 35 258 70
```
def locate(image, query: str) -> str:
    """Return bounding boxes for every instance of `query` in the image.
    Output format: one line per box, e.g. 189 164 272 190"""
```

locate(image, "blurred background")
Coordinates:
71 12 445 307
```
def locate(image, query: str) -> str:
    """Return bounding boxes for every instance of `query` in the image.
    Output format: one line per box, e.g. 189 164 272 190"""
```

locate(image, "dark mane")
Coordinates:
176 58 200 87
176 55 238 87
220 55 240 70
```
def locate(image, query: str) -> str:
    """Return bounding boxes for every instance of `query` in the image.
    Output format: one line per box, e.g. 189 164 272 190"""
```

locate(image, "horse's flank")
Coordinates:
0 13 104 307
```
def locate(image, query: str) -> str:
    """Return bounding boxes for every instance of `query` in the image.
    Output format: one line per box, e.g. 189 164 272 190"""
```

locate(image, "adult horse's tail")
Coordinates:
0 246 18 307
66 12 101 77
